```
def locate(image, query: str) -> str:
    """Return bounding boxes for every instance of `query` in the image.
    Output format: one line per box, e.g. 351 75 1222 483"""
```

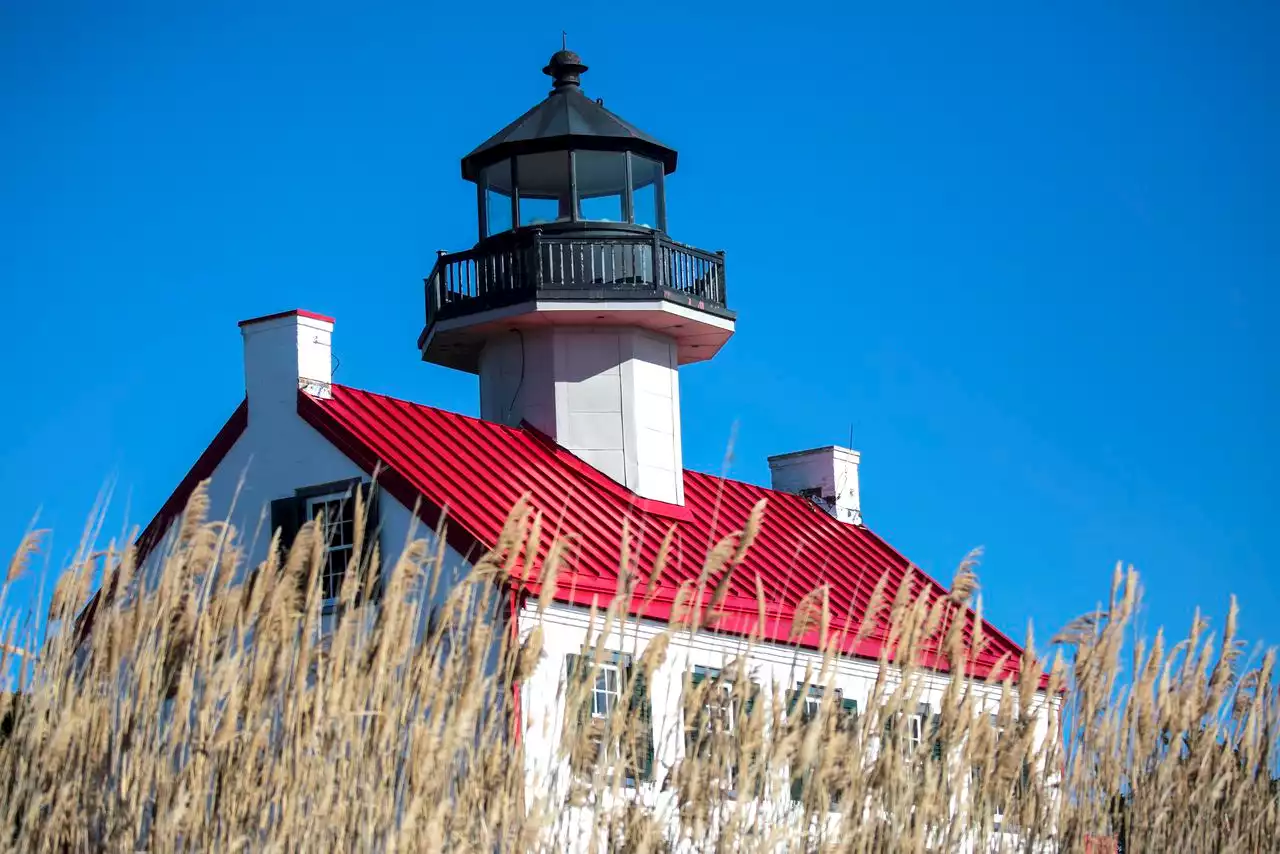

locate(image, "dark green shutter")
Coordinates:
565 654 587 723
685 669 704 757
270 496 304 555
790 775 804 802
789 687 810 802
744 683 762 798
564 654 590 774
629 665 654 781
271 496 306 598
931 714 943 760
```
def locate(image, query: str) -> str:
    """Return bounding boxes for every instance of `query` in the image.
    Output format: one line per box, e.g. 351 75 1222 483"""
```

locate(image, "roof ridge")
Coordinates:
329 382 527 436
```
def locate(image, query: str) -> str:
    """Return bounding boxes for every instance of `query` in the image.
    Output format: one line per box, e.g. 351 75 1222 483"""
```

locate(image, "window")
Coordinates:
574 150 626 222
972 715 1032 831
629 155 664 229
481 159 513 236
591 659 621 718
787 684 859 807
906 712 924 754
701 680 738 738
269 479 381 609
685 666 760 797
307 492 355 601
564 651 654 785
517 152 571 226
884 703 935 761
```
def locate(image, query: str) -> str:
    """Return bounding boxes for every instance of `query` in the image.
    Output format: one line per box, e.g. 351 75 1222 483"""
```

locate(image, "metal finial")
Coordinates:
543 48 588 92
562 30 567 50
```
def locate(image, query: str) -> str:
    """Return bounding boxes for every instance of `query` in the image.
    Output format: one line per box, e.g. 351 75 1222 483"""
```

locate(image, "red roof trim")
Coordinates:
519 420 695 521
238 309 335 327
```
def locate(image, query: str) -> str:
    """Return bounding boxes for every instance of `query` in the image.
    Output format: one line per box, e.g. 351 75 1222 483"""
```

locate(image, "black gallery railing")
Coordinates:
424 228 728 328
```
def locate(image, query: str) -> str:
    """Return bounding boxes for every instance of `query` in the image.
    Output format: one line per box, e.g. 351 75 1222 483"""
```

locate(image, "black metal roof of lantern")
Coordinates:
460 50 678 181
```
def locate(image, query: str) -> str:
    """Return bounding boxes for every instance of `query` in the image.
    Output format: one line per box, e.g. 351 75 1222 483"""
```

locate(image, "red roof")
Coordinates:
299 384 1041 686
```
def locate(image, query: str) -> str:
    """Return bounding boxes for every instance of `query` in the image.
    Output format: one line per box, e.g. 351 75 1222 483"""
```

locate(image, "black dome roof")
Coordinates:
460 51 678 181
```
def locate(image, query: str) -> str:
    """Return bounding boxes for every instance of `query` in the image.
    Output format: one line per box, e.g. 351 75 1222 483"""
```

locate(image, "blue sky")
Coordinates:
1 1 1277 658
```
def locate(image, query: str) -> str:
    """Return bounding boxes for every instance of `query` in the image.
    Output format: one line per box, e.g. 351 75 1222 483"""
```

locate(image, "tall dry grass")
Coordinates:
0 484 1275 852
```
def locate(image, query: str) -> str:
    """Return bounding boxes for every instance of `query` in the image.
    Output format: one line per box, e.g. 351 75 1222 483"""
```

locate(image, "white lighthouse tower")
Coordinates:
418 51 735 505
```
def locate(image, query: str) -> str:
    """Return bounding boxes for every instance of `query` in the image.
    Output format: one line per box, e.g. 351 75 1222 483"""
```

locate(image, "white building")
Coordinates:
81 49 1059 843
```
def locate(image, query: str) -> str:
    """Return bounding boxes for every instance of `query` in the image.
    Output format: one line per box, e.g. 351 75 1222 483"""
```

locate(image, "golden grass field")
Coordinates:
0 484 1275 852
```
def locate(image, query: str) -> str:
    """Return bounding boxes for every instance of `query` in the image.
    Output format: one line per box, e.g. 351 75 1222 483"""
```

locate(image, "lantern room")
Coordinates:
463 51 674 237
418 49 735 375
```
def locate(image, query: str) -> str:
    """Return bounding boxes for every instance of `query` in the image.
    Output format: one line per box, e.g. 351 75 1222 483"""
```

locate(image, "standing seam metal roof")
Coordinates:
301 384 1041 686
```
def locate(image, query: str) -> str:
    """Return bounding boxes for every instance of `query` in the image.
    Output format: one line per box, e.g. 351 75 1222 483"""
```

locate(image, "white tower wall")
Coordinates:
479 326 684 505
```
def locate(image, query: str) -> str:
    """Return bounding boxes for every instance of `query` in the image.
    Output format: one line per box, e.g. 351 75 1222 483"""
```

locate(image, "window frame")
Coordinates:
305 489 357 607
572 149 629 224
627 152 666 231
906 711 924 754
590 657 622 720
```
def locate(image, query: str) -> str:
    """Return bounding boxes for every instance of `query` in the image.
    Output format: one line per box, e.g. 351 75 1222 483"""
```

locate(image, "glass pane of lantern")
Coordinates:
517 152 571 226
483 160 513 236
575 151 626 222
630 155 663 229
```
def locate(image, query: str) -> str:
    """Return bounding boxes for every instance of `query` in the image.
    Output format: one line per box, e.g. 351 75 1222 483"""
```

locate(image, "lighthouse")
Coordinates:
418 50 736 506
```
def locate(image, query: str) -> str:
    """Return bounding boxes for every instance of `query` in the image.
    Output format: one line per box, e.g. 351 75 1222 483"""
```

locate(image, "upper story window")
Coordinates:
787 683 859 808
787 682 859 729
884 702 935 761
306 492 356 601
905 711 924 753
269 478 381 610
564 650 654 785
685 666 761 798
591 656 621 718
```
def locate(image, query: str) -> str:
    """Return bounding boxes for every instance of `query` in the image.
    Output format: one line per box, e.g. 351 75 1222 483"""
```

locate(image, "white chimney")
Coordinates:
239 309 335 417
767 445 862 525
